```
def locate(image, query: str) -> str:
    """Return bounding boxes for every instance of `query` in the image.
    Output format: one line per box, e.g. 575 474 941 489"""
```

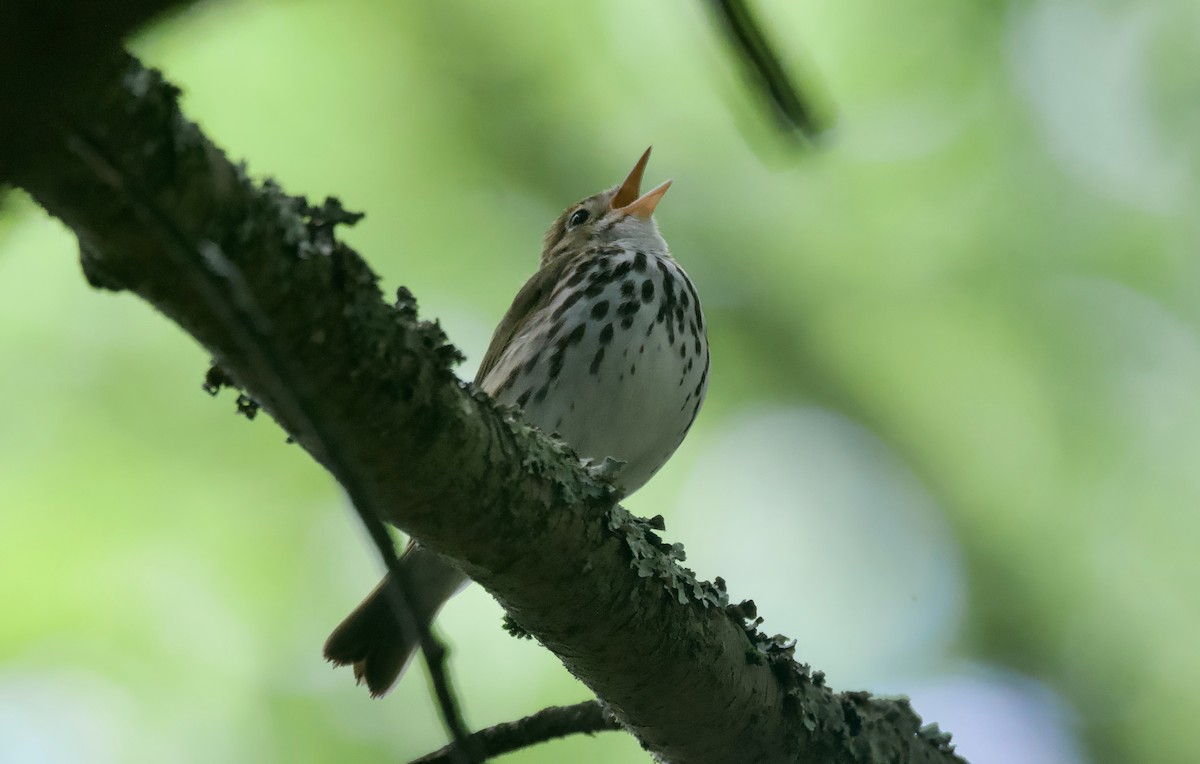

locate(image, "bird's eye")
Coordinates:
568 209 590 228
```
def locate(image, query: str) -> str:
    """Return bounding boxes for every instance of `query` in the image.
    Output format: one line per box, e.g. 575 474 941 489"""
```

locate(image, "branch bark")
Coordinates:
4 38 965 764
410 700 622 764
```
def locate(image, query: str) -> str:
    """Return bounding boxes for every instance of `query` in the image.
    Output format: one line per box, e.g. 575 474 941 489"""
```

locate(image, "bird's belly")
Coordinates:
532 326 704 494
487 250 708 496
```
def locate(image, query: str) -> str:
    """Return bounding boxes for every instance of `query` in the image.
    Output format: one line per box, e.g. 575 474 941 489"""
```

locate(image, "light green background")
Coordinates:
2 1 1198 762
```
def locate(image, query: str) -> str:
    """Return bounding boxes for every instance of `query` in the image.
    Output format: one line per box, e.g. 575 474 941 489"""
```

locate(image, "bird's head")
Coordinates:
541 147 672 266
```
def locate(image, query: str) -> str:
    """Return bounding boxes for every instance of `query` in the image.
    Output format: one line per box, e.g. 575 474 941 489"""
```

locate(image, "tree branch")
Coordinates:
706 0 832 139
55 116 480 764
2 5 479 759
410 701 622 764
6 46 963 764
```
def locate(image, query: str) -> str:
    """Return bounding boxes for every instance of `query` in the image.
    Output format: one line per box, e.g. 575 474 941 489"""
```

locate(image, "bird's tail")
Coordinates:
323 545 468 697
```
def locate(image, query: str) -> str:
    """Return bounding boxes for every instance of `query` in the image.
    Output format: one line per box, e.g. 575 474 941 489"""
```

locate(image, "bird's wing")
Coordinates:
473 255 574 387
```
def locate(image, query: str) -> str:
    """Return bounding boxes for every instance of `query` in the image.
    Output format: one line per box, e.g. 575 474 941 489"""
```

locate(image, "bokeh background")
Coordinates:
2 1 1198 762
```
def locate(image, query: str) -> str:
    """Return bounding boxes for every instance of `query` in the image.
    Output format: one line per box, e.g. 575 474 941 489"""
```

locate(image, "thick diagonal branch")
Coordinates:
7 48 963 764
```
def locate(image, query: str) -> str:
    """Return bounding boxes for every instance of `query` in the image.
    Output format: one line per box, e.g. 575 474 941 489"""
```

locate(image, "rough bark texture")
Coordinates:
2 7 966 763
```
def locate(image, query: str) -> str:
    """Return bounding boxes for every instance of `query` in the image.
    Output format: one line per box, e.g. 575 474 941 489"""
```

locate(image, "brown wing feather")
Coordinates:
473 256 574 386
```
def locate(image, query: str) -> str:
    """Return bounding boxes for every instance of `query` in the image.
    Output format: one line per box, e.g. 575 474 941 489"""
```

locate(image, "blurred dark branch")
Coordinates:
706 0 831 139
0 0 190 178
410 700 621 764
55 59 481 764
0 1 481 755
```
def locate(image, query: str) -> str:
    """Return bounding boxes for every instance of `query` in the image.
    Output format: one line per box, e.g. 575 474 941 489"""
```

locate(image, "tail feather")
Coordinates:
324 546 468 697
323 575 415 697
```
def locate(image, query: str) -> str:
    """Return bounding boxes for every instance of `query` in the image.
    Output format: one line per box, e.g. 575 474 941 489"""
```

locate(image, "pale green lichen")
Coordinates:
501 613 533 640
498 410 615 507
919 722 957 755
606 505 726 609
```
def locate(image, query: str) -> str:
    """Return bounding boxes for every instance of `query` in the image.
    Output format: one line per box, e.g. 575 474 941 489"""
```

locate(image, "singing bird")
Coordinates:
324 148 709 695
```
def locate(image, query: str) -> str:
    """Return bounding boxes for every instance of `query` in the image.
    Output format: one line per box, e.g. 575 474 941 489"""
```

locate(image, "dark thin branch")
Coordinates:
410 700 621 764
707 0 831 138
55 101 478 764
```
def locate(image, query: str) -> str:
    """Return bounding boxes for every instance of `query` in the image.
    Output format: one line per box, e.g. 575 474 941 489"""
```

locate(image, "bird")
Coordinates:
323 147 709 696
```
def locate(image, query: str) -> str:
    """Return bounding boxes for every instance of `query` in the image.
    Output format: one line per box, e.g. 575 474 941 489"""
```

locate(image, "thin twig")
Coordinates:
707 0 830 138
54 86 479 762
409 700 621 764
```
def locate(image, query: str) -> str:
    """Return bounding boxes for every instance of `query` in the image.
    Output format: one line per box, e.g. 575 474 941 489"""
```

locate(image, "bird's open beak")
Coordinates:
611 147 671 220
620 180 672 220
611 147 651 209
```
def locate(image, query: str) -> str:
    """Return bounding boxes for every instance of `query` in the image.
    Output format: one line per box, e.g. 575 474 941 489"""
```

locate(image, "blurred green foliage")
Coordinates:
2 0 1198 762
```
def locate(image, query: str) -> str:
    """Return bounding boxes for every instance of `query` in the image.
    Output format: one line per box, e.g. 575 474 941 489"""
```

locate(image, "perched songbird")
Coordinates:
324 148 710 696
